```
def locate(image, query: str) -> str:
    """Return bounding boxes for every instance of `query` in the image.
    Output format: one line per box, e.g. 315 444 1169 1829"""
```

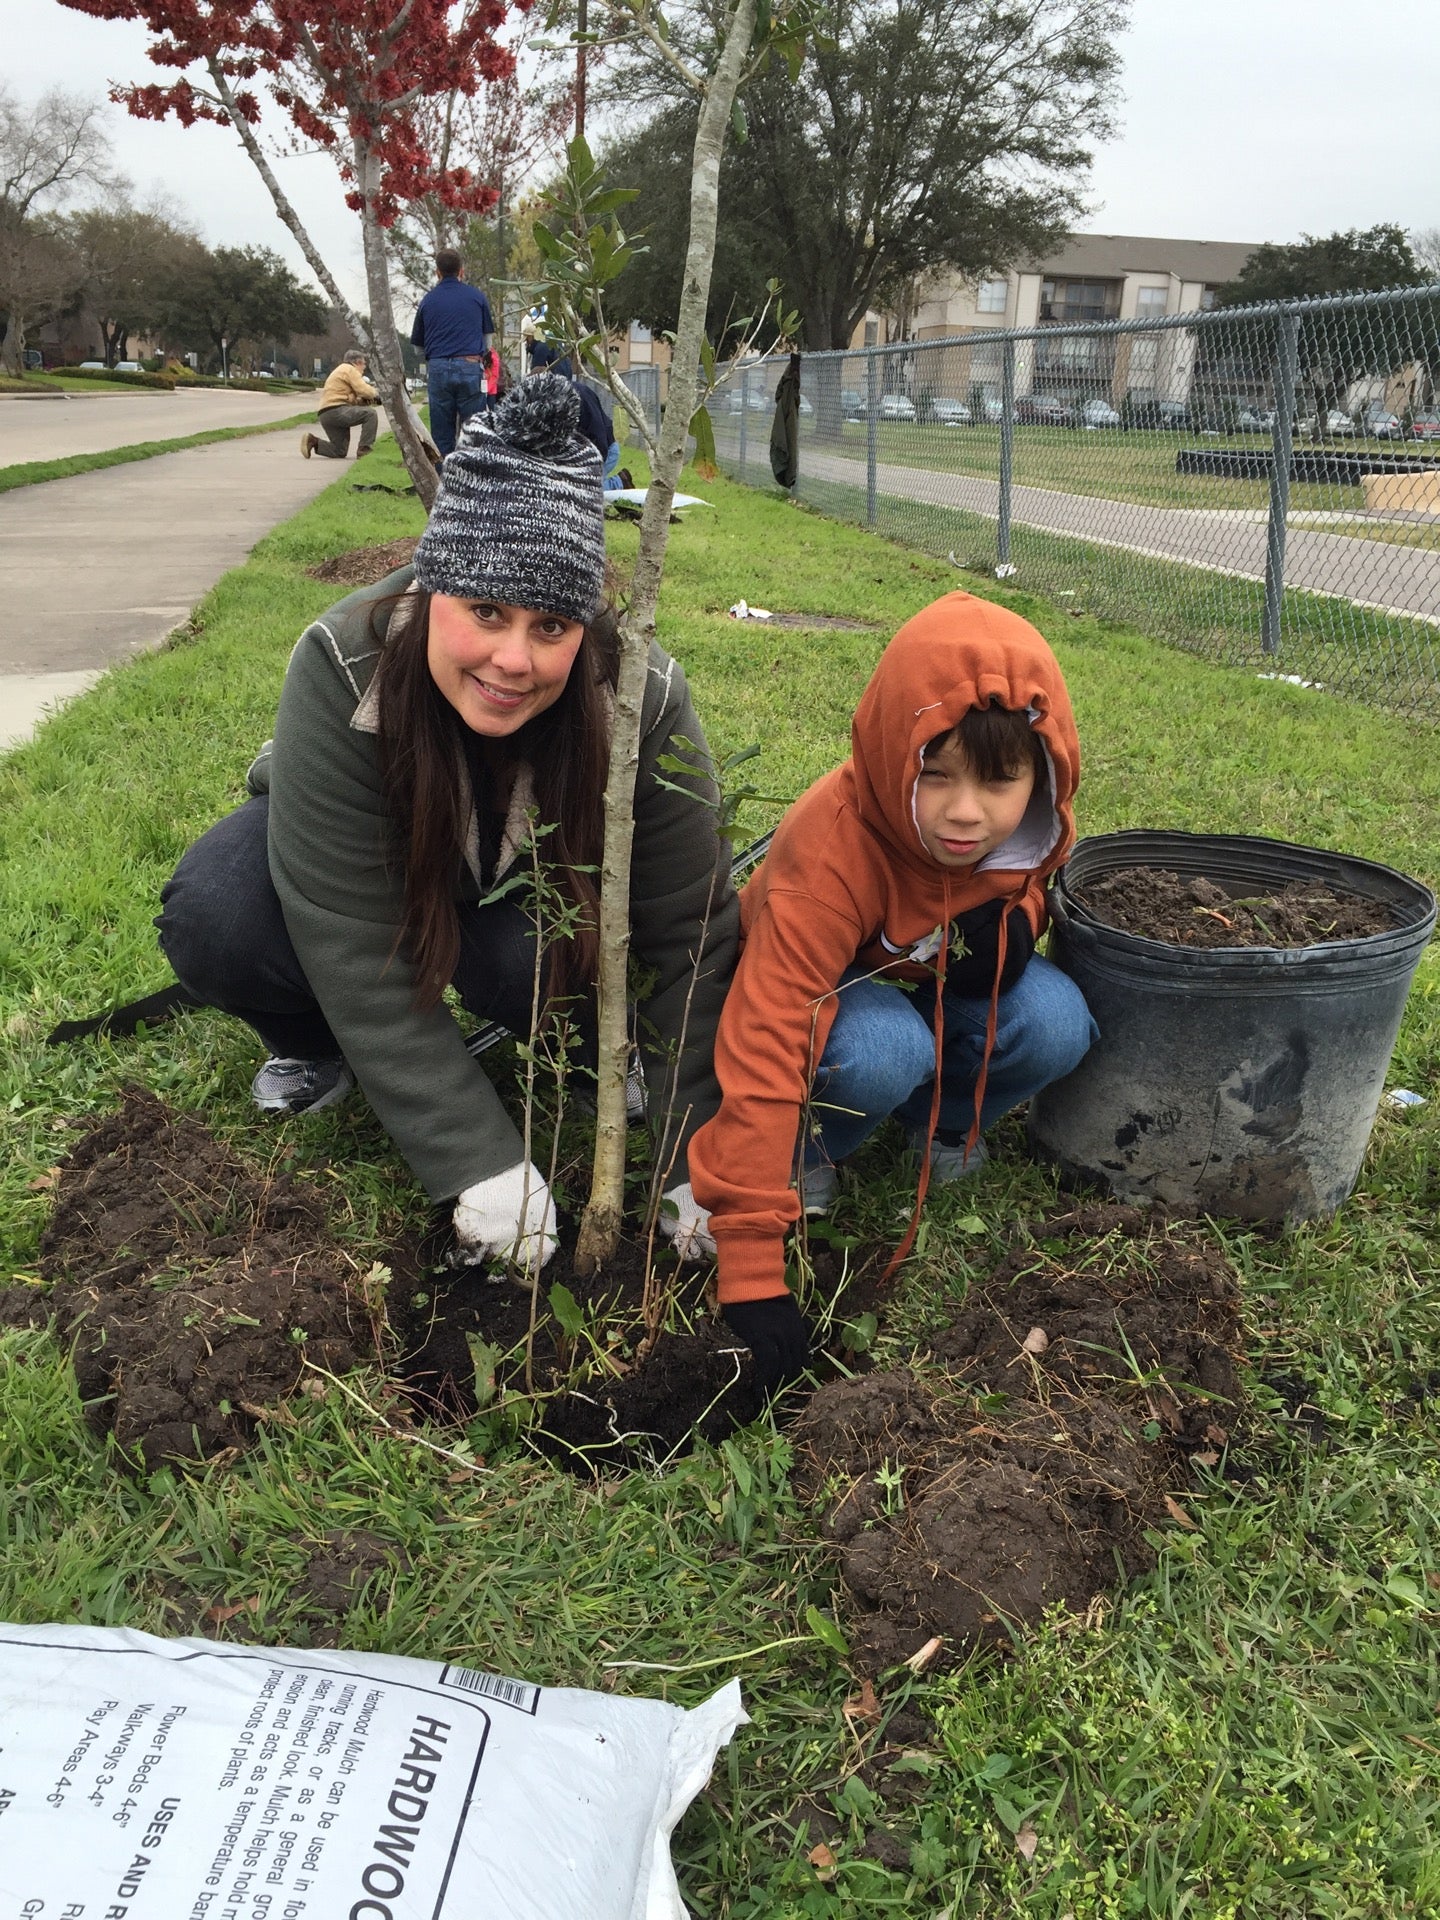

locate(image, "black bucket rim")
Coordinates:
1055 829 1436 961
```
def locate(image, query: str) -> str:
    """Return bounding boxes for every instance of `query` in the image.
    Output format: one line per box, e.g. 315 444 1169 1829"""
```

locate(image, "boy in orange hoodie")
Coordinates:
685 591 1096 1385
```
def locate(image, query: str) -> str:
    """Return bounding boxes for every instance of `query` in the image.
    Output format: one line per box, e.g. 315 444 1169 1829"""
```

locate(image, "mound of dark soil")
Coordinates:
1 1088 365 1468
309 537 419 586
1076 866 1391 948
795 1203 1245 1672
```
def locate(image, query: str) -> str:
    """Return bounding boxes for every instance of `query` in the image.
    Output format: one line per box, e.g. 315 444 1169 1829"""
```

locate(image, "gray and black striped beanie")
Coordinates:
413 373 605 624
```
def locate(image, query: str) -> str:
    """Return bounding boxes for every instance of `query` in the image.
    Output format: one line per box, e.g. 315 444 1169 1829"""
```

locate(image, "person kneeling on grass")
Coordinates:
159 375 740 1297
300 349 380 461
684 594 1098 1388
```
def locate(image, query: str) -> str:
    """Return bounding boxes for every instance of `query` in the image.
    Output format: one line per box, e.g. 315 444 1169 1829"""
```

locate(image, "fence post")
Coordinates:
738 367 749 480
998 337 1016 565
866 350 880 527
1261 310 1300 657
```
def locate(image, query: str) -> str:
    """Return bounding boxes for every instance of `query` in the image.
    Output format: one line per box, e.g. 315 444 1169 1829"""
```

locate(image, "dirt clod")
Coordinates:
1076 865 1392 948
795 1205 1245 1671
308 537 419 586
4 1089 364 1468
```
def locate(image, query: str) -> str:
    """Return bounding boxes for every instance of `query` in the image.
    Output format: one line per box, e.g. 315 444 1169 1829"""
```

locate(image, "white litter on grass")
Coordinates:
994 562 1018 579
0 1622 746 1920
1257 672 1326 690
728 599 774 620
1386 1088 1428 1109
609 488 713 510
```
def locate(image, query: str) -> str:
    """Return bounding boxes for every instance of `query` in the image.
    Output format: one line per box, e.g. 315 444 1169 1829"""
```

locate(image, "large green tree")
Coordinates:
1215 226 1422 306
66 201 197 365
599 0 1125 352
157 243 329 369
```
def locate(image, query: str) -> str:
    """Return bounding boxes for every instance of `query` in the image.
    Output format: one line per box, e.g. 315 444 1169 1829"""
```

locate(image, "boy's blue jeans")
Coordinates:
804 956 1096 1168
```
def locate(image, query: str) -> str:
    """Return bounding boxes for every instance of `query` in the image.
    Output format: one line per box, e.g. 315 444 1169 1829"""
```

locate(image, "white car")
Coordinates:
1081 397 1122 429
879 392 916 421
925 396 973 426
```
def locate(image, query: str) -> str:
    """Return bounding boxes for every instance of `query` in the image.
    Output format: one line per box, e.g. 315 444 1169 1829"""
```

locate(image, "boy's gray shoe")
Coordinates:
251 1056 354 1115
908 1129 989 1182
796 1161 839 1216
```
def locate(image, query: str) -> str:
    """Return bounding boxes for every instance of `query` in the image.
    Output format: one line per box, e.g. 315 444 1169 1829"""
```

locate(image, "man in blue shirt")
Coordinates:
410 249 495 458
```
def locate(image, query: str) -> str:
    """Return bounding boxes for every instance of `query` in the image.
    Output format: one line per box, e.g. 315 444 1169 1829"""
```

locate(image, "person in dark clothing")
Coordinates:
529 343 631 490
411 249 496 458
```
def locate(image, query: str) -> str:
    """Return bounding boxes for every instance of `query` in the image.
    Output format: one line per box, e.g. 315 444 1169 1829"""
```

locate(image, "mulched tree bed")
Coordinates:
308 537 420 587
1076 866 1392 948
794 1202 1247 1672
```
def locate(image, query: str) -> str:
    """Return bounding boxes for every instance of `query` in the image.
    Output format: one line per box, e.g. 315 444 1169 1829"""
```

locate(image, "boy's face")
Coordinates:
913 735 1038 869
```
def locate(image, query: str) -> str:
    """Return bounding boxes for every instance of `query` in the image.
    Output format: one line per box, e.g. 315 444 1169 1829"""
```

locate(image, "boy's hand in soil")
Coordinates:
453 1162 558 1273
722 1294 810 1390
659 1182 716 1261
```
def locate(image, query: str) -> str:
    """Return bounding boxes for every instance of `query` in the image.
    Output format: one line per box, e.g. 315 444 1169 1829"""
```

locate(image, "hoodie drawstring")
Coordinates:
882 881 1024 1287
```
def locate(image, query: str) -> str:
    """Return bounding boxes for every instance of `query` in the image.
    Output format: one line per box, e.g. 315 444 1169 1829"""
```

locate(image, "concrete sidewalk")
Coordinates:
0 426 378 751
0 387 319 464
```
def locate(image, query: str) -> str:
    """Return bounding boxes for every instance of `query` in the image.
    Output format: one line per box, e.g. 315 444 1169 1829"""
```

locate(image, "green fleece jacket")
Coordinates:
247 566 738 1203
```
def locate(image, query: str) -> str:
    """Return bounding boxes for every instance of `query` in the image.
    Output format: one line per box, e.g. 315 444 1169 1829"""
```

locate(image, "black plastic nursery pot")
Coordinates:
1028 831 1436 1223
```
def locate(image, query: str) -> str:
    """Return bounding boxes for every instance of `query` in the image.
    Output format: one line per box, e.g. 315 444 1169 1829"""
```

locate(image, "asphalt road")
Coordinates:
0 387 319 465
0 424 370 750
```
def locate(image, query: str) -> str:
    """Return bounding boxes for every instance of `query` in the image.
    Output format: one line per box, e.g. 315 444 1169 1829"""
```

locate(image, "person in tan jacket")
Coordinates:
301 350 380 460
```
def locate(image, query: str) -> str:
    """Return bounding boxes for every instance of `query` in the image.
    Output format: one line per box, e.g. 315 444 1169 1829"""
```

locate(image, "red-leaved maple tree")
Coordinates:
61 0 517 503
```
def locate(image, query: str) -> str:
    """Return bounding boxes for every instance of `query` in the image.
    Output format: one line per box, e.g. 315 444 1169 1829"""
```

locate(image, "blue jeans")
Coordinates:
804 955 1096 1168
427 358 487 458
602 441 624 492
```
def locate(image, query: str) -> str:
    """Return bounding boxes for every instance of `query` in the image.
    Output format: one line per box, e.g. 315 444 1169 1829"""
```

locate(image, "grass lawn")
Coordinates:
3 438 1440 1916
0 411 317 493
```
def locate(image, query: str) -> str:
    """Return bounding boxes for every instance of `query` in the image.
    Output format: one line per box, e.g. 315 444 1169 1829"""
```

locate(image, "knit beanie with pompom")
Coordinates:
413 372 605 624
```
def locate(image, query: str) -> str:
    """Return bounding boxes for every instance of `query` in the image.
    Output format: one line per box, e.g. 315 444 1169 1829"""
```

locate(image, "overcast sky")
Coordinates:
9 0 1440 315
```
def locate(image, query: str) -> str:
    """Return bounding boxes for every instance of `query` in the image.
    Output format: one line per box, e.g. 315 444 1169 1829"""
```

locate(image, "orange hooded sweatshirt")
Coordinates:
689 591 1081 1303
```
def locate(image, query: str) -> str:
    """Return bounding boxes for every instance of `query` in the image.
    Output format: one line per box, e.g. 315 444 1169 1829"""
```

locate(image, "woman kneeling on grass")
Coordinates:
158 375 736 1281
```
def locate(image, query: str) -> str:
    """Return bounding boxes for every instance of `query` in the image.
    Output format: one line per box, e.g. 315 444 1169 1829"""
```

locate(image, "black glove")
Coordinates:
722 1294 811 1391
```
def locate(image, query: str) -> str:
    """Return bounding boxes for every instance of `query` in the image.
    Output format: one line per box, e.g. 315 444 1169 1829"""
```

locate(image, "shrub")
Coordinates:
61 366 177 390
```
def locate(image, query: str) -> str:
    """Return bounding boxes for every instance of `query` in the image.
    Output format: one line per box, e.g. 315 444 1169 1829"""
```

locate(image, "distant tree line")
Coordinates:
1 83 329 375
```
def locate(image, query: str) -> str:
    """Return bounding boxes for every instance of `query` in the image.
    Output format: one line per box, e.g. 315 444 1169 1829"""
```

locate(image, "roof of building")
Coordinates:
1031 232 1260 286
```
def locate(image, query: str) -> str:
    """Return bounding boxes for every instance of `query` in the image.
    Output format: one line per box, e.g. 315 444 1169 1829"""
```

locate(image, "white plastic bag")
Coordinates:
0 1621 744 1919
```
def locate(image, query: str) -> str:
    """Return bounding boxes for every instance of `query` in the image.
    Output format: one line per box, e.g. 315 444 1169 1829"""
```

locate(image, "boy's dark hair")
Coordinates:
435 248 462 279
928 699 1047 785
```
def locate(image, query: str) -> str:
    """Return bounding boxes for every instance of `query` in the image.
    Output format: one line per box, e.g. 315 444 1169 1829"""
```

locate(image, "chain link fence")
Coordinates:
710 286 1440 718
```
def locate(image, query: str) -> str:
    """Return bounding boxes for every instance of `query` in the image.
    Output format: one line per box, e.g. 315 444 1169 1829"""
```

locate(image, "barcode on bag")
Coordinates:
439 1665 540 1714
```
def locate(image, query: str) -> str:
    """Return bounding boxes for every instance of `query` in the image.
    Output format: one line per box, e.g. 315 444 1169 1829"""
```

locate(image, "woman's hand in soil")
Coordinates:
722 1293 811 1391
453 1162 558 1274
658 1182 717 1261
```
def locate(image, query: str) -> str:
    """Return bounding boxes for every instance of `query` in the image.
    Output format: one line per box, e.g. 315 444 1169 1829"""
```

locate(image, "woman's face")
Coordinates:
427 595 585 736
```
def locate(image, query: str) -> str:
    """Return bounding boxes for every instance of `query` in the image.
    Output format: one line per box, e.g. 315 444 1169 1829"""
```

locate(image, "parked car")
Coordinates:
1362 404 1404 439
1014 394 1076 426
921 395 973 426
879 391 916 421
1410 411 1440 441
841 387 866 421
1080 396 1122 429
1297 408 1358 438
1234 405 1274 433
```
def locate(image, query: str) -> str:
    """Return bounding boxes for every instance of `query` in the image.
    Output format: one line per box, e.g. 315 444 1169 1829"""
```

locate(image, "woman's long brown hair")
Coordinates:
371 590 621 1011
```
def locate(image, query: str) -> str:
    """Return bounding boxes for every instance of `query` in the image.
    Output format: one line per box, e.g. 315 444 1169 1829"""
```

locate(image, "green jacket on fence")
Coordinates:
245 566 739 1204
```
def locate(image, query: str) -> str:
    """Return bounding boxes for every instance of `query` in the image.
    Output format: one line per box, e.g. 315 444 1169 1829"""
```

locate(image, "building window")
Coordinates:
977 278 1008 313
1199 287 1219 311
1040 278 1121 324
1136 286 1168 315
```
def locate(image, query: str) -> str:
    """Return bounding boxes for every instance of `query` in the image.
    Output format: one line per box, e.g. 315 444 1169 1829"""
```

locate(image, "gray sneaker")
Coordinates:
251 1056 354 1115
909 1129 989 1182
795 1161 839 1216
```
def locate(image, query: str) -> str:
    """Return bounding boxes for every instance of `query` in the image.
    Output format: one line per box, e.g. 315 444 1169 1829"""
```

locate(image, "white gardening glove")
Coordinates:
453 1162 558 1274
658 1181 717 1261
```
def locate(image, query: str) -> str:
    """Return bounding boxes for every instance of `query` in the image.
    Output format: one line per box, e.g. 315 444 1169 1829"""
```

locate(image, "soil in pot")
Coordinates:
794 1202 1246 1673
1077 866 1394 949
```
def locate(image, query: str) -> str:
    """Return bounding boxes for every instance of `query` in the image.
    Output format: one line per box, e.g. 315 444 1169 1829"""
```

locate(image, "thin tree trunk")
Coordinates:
356 138 441 511
574 0 758 1272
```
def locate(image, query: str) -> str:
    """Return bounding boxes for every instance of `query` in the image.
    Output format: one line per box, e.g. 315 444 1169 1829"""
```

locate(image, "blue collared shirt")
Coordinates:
410 278 494 360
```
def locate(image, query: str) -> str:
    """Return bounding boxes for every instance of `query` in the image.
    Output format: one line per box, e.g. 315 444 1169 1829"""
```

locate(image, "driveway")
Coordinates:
0 425 378 750
0 387 319 465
